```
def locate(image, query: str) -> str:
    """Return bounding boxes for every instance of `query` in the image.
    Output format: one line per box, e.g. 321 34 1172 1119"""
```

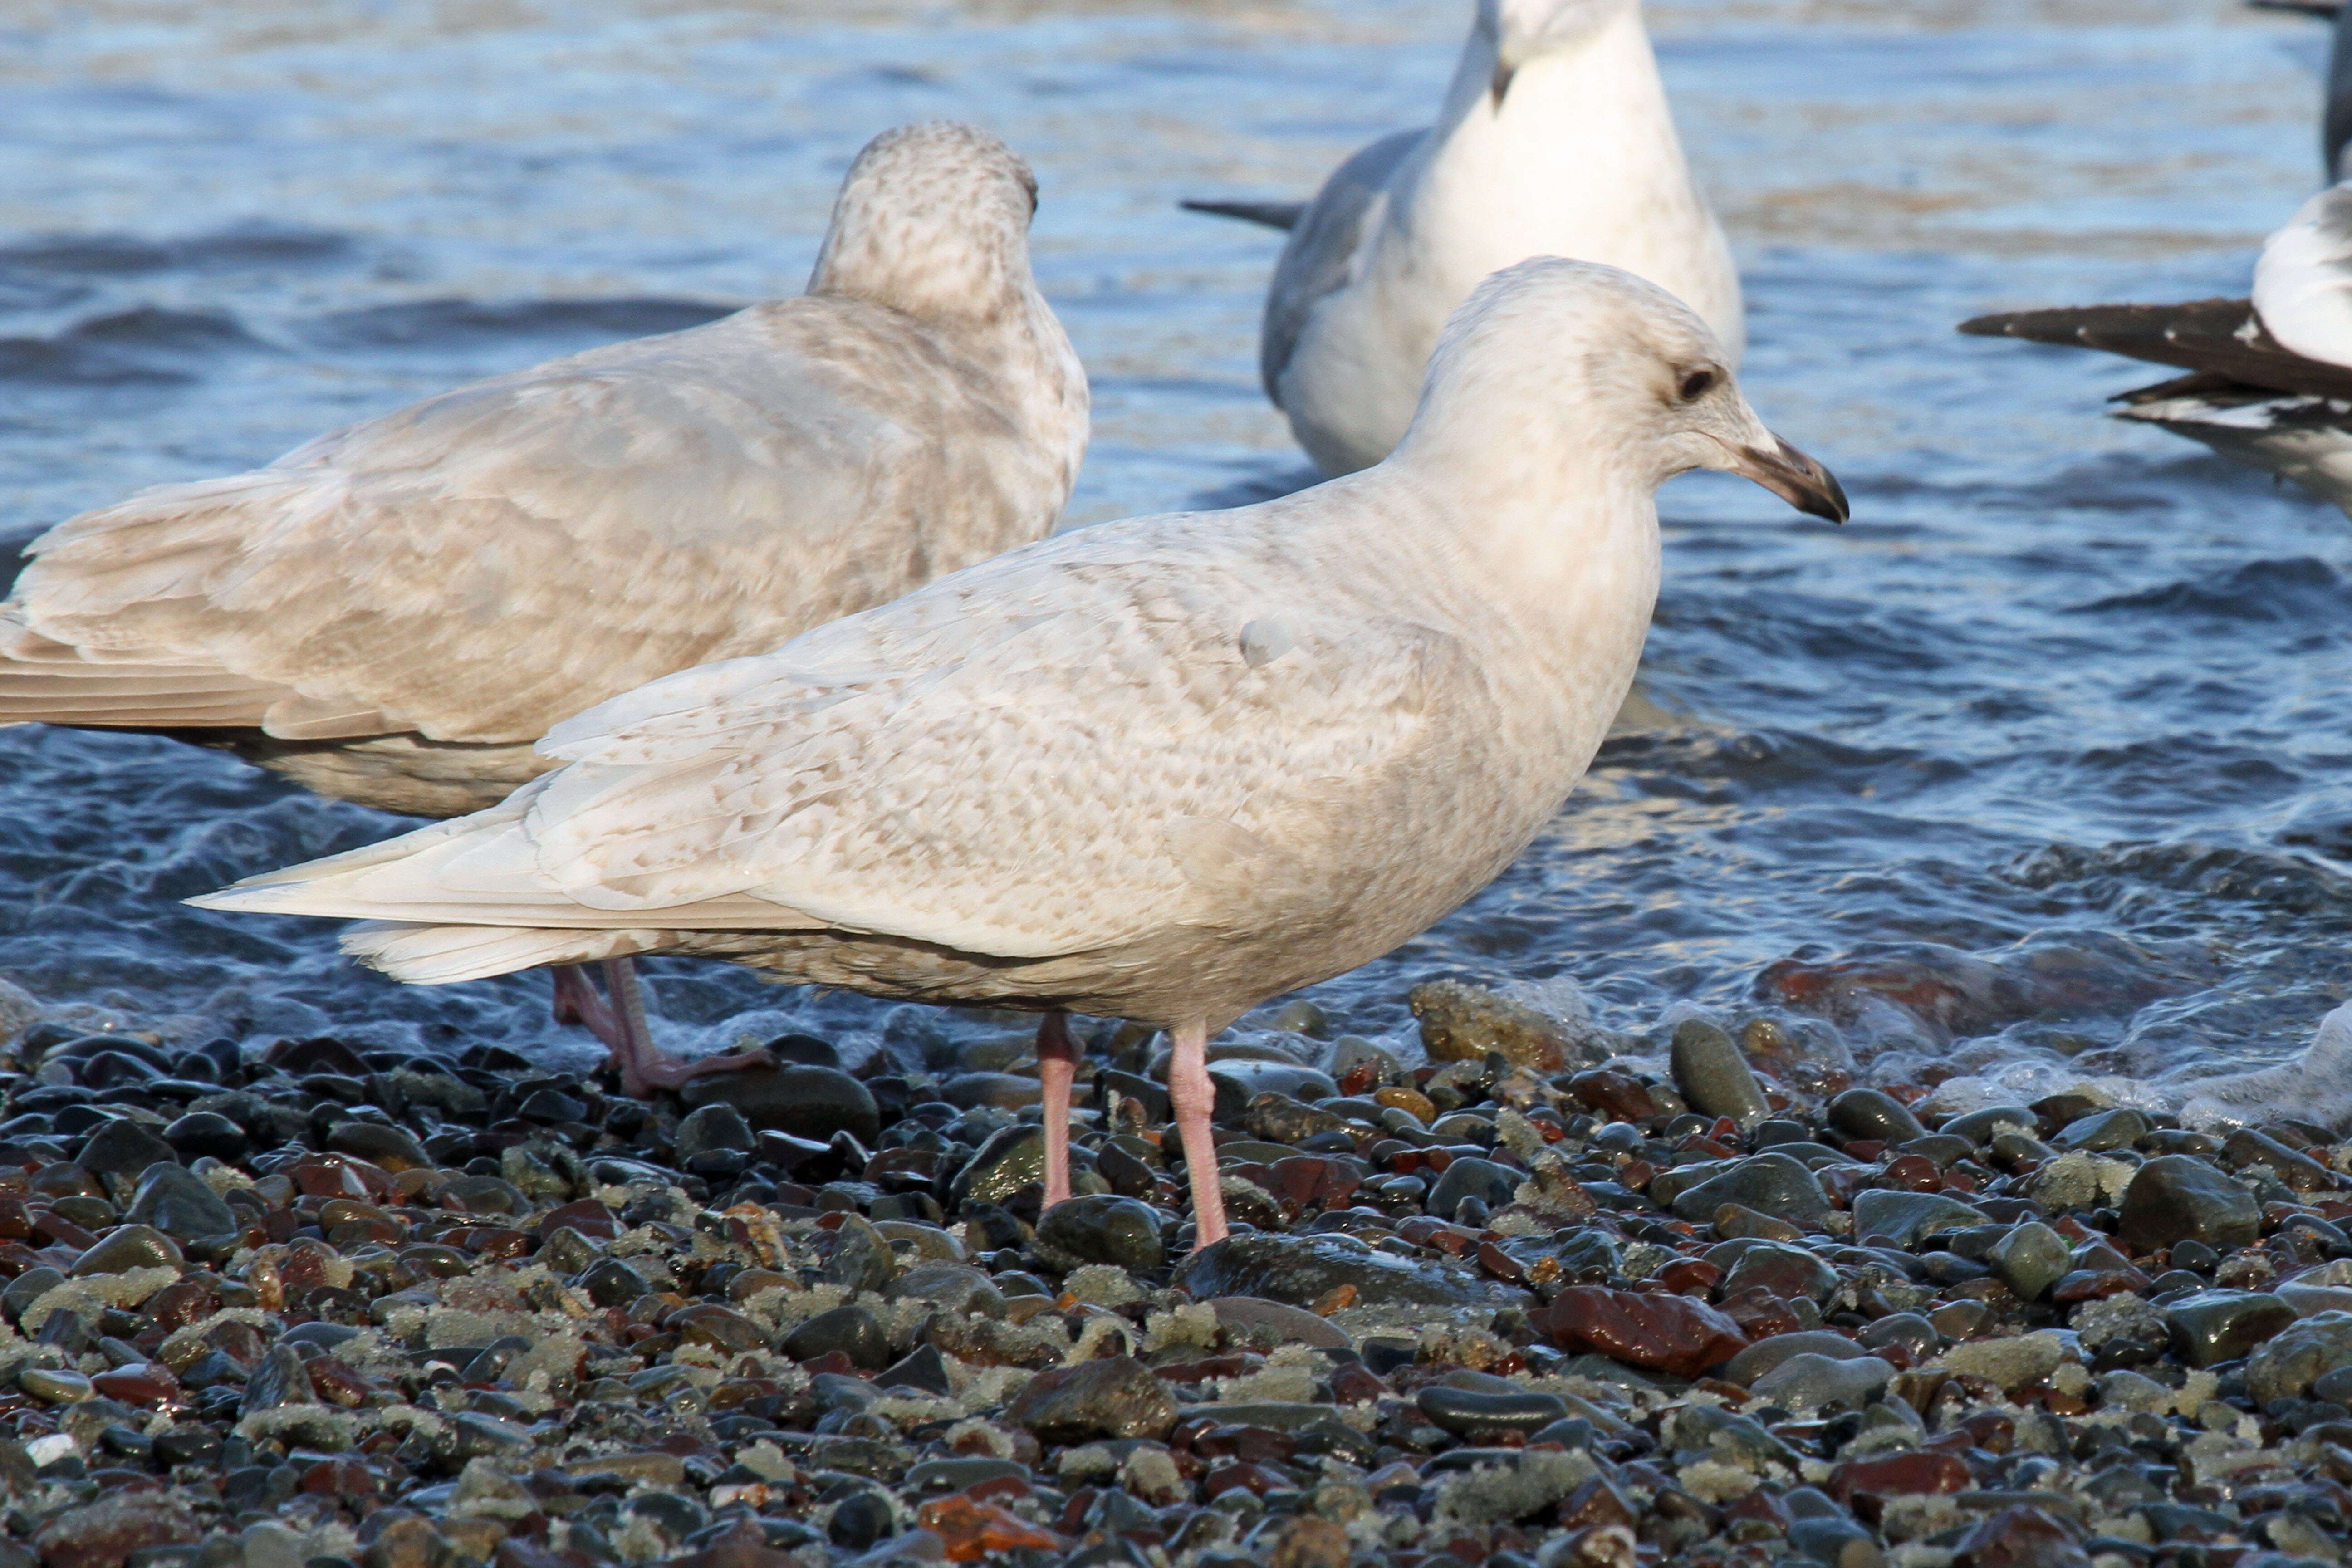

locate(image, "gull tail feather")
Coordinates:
342 921 669 985
1178 198 1307 232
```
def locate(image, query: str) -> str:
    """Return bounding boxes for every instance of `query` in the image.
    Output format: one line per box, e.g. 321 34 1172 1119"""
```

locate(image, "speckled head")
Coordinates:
808 122 1044 323
1397 257 1847 522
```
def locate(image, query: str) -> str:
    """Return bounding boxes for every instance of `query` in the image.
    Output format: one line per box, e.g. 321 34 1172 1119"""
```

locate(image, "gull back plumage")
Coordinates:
0 121 1087 817
1264 0 1743 476
198 262 1825 1037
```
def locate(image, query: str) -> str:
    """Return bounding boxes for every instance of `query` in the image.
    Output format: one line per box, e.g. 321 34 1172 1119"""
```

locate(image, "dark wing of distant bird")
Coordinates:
1260 128 1427 403
1956 298 2352 402
2248 0 2342 18
1179 199 1309 231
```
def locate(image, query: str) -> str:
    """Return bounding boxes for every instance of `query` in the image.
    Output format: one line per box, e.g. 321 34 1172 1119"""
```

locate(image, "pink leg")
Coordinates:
1168 1019 1227 1249
553 958 774 1100
1038 1011 1078 1211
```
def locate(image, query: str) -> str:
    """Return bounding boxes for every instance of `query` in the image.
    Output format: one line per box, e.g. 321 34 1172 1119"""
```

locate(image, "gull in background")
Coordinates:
1960 4 2352 517
1184 0 1742 477
191 259 1846 1250
0 122 1088 1096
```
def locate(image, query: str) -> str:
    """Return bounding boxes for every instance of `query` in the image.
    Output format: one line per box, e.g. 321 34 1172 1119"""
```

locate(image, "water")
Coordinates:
4 0 2351 1117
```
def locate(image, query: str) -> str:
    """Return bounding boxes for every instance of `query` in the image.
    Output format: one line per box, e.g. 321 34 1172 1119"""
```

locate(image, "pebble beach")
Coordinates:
0 973 2349 1568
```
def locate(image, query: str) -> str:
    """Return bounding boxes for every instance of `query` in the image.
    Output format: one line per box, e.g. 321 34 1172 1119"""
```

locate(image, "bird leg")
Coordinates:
549 957 774 1100
1168 1019 1228 1248
1037 1010 1078 1210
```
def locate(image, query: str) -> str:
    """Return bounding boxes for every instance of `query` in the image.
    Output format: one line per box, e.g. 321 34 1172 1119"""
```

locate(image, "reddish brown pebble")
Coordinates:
1537 1285 1749 1376
1828 1449 1970 1504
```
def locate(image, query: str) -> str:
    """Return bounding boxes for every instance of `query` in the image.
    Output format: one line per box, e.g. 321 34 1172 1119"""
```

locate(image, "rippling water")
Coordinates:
5 0 2351 1116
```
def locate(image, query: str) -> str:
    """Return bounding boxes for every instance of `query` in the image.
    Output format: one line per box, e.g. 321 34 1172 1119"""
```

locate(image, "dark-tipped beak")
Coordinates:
1735 436 1849 524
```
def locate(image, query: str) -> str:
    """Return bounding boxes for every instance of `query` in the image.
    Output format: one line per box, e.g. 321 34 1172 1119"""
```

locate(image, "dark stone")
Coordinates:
75 1120 176 1178
159 1112 246 1164
70 1225 182 1277
2163 1290 2297 1369
783 1305 889 1371
2246 1311 2352 1402
1849 1190 1986 1247
1538 1286 1749 1376
2117 1156 2260 1254
241 1344 317 1416
1668 1019 1770 1127
577 1258 652 1308
2050 1108 2149 1153
123 1165 236 1241
822 1215 897 1295
947 1124 1045 1210
1415 1385 1568 1438
1004 1355 1176 1442
678 1065 878 1145
323 1123 431 1171
1034 1195 1165 1271
1938 1109 2051 1147
1828 1089 1926 1146
1720 1243 1840 1304
1722 1332 1877 1387
1664 1153 1833 1226
1172 1232 1530 1310
1200 1060 1338 1120
1425 1157 1519 1219
876 1344 953 1396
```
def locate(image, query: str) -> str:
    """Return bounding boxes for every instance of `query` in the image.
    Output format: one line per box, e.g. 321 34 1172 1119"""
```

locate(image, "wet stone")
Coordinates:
1724 1332 1878 1386
240 1343 317 1416
1828 1088 1927 1146
823 1214 898 1295
75 1120 177 1178
123 1164 235 1241
2117 1155 2261 1254
672 1102 755 1164
1408 979 1587 1072
783 1304 889 1371
1850 1189 1985 1247
1669 1019 1771 1127
2050 1107 2148 1153
1173 1230 1531 1309
1033 1194 1164 1270
1538 1284 1749 1376
1415 1385 1567 1438
1004 1354 1176 1442
160 1112 246 1164
71 1224 182 1276
679 1064 880 1145
2163 1290 2298 1368
949 1124 1046 1210
1720 1242 1840 1304
324 1123 430 1171
578 1257 652 1308
1425 1156 1519 1220
1667 1152 1833 1226
1749 1352 1895 1411
1984 1221 2072 1302
2245 1310 2352 1402
20 1367 93 1404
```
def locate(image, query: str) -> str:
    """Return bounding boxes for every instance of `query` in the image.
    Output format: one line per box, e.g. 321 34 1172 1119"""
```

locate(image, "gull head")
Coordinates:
808 122 1044 322
1398 257 1848 524
1479 0 1637 104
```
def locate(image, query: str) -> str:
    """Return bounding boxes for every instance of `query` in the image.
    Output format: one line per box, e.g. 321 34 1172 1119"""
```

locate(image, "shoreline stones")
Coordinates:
0 998 2345 1568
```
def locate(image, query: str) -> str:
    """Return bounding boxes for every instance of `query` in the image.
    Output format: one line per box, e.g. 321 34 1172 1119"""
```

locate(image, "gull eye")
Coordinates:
1677 367 1717 402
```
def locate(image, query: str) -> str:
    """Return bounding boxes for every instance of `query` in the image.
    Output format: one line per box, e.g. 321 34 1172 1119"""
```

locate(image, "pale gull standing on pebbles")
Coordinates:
1960 4 2352 519
0 122 1089 1096
1186 0 1743 477
189 259 1846 1250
